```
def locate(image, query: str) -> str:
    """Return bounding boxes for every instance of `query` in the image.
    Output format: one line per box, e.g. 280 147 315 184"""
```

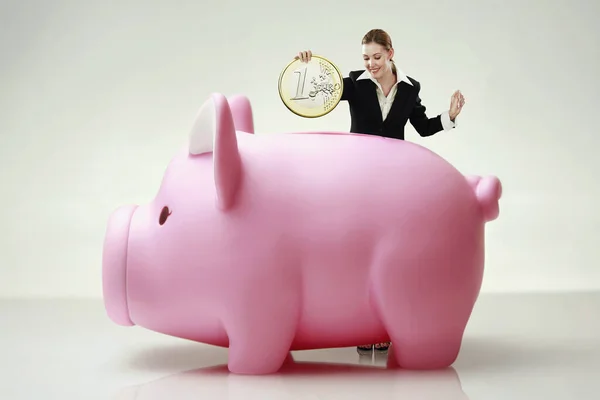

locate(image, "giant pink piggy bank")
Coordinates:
103 93 502 375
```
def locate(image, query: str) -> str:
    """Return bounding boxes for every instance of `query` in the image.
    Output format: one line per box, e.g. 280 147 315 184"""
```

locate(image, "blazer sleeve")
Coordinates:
341 77 354 101
408 83 445 137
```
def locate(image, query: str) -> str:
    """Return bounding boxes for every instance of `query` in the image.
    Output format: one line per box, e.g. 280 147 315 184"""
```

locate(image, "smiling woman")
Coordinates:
293 28 466 354
294 28 465 141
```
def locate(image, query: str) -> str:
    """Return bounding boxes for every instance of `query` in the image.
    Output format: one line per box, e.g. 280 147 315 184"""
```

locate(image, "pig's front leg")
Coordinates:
221 273 301 375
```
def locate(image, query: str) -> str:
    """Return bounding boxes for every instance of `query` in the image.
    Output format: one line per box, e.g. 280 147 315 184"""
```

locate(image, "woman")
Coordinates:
294 29 465 354
295 29 464 140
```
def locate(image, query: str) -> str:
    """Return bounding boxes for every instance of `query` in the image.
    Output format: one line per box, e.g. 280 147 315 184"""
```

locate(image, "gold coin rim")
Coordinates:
277 54 345 118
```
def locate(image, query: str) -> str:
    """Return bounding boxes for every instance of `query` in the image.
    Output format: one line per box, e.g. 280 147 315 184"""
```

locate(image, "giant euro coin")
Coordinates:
278 55 344 118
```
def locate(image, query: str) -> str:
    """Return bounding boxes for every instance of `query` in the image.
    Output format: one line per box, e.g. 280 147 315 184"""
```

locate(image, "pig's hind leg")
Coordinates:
369 247 478 369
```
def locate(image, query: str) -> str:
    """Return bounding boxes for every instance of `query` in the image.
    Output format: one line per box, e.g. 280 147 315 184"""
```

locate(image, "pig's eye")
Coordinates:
159 206 171 225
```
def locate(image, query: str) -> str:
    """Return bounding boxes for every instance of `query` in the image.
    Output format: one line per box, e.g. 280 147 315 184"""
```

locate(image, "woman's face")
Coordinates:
362 42 394 79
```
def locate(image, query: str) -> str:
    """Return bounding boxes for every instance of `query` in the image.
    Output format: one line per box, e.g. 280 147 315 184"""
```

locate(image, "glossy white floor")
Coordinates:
1 292 599 399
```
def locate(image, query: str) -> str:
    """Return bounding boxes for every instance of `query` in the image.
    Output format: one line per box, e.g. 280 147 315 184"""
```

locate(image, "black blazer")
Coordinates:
341 70 450 140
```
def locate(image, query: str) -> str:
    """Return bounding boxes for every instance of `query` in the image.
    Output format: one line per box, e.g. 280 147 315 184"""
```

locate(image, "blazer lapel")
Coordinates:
358 80 383 124
387 81 415 122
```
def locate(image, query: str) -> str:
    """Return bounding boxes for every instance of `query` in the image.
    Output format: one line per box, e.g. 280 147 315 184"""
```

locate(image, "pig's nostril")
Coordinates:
159 206 171 225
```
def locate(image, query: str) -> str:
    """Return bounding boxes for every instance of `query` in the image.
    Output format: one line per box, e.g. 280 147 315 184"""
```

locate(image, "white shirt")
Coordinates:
356 69 455 131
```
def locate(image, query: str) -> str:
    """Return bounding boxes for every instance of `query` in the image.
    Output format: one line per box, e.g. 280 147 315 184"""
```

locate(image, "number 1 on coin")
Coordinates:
291 67 309 100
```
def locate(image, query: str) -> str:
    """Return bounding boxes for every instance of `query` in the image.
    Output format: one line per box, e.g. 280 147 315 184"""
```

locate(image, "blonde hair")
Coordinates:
361 29 396 74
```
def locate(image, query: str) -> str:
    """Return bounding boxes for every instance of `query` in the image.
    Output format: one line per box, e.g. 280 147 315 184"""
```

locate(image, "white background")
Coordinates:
1 0 598 298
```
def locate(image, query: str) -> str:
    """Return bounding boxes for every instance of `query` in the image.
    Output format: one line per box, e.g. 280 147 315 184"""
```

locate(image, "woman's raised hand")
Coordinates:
294 50 312 63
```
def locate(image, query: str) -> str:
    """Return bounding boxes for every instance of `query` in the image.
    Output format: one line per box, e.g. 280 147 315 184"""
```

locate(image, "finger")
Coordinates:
307 49 312 62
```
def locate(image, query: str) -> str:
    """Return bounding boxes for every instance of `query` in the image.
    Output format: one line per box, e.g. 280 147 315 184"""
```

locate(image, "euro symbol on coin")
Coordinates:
278 55 344 118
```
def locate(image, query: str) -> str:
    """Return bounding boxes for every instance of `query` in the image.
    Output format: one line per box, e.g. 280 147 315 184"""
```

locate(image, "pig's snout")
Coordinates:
102 204 137 326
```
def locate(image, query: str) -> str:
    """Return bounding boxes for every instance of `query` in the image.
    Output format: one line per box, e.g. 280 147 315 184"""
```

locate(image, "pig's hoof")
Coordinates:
227 354 288 375
227 363 284 375
393 344 460 370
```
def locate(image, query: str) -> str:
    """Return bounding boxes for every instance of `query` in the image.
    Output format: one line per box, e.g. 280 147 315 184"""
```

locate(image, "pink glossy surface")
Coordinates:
102 204 136 326
102 93 502 375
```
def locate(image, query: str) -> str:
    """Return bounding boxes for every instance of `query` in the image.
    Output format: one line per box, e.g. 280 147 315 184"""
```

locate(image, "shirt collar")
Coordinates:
357 68 413 87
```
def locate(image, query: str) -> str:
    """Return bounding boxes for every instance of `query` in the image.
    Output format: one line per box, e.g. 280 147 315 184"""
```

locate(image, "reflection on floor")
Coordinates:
1 292 599 400
117 354 469 400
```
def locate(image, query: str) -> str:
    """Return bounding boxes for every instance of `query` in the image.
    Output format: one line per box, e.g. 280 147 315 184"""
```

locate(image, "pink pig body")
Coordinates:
103 93 502 375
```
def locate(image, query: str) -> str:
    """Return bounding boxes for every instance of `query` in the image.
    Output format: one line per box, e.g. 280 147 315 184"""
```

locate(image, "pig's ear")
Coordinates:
189 93 242 210
189 96 217 155
227 94 254 134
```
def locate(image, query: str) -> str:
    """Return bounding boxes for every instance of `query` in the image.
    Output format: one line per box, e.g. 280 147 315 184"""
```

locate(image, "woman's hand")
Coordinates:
449 90 465 121
295 50 312 63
